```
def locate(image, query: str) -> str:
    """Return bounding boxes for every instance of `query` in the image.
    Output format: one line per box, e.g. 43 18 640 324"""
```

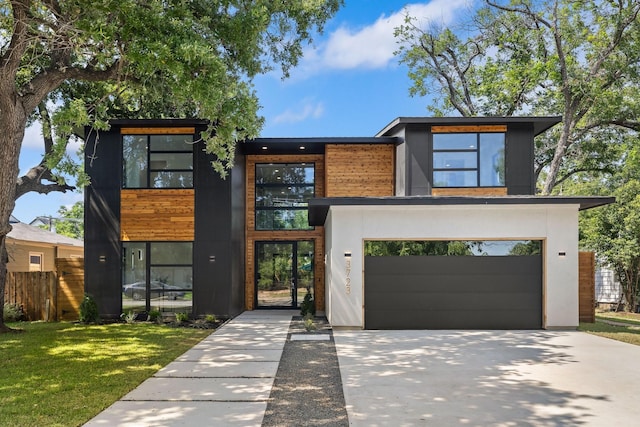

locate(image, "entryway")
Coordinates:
255 241 314 308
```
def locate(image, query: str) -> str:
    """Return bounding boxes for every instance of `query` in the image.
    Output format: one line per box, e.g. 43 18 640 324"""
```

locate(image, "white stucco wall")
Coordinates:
324 204 579 329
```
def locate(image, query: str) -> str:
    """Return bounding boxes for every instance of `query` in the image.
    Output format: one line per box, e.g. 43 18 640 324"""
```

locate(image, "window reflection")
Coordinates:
432 133 505 188
255 163 315 230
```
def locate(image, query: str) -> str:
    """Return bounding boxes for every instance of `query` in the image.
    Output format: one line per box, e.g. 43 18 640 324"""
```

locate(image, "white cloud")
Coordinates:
22 122 43 149
273 99 325 124
303 0 471 73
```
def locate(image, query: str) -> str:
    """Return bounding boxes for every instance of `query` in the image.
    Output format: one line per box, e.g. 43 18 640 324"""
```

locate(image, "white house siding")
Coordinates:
324 204 580 329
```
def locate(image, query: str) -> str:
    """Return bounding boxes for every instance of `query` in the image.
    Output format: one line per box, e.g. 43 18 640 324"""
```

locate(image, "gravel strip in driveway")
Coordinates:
262 316 348 427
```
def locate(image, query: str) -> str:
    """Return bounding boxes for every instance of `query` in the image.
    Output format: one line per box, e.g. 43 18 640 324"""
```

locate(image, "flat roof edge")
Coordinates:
376 116 563 137
308 196 615 226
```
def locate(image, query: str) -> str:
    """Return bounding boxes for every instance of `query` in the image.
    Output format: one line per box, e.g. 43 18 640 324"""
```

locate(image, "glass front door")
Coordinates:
255 241 314 308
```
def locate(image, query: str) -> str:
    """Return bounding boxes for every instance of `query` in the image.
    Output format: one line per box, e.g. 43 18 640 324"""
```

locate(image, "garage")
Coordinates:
364 248 542 330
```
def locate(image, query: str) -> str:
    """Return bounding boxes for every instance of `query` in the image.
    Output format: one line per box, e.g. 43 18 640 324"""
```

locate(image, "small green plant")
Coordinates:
204 314 217 323
3 303 24 322
79 294 100 324
300 289 315 317
304 315 316 331
148 310 162 323
121 311 136 324
175 312 189 323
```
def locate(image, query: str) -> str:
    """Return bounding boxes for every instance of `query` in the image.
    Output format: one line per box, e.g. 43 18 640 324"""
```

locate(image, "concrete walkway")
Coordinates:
85 311 295 427
86 314 640 426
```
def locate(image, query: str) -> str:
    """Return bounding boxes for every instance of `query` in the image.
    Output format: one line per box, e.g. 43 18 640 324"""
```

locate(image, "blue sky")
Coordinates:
13 0 473 223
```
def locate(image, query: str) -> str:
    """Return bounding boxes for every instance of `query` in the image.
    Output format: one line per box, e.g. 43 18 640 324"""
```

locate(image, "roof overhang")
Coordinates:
239 137 400 155
376 116 562 137
308 195 615 226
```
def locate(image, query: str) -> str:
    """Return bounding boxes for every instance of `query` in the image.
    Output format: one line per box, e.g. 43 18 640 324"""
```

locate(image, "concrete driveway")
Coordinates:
334 330 640 426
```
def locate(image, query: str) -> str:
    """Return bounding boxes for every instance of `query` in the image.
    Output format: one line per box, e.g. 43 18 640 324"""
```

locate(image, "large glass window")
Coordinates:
255 163 314 230
432 133 505 187
122 242 193 314
123 134 193 188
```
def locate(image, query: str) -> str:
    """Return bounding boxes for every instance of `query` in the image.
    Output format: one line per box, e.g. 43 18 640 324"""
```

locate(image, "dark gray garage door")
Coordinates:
364 255 542 329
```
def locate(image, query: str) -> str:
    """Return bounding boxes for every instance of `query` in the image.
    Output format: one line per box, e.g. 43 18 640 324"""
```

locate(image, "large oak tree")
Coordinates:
0 0 342 332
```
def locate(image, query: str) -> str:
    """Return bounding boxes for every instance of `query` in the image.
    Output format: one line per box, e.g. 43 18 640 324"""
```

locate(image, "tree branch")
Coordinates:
15 165 75 200
22 61 123 114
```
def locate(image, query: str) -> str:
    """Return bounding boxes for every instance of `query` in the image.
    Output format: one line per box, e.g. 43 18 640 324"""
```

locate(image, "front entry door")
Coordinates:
255 241 314 308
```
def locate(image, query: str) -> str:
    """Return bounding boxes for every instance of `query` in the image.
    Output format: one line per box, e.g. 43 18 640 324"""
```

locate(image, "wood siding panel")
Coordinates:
432 187 508 196
325 144 394 197
245 155 325 311
579 251 596 323
121 189 194 241
431 125 507 133
120 127 195 135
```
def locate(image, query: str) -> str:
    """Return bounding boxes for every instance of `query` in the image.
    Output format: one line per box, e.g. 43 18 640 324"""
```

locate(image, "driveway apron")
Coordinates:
334 330 640 426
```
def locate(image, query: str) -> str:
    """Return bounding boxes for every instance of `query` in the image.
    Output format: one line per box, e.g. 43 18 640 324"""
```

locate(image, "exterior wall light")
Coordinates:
558 252 566 257
344 251 352 258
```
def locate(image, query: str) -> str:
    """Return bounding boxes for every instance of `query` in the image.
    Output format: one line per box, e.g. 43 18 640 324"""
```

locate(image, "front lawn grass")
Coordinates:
579 320 640 346
595 310 640 326
0 322 211 427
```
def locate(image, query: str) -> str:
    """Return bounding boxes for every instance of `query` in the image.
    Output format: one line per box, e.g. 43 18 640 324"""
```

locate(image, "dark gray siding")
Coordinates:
392 122 537 196
364 255 542 329
505 123 536 195
193 145 245 317
84 130 122 319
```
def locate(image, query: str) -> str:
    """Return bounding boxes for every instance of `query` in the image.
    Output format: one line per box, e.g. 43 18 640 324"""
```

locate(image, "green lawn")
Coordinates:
580 320 640 346
0 322 211 427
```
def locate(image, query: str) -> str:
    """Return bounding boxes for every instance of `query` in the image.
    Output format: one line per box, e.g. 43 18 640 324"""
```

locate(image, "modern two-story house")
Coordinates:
84 116 613 329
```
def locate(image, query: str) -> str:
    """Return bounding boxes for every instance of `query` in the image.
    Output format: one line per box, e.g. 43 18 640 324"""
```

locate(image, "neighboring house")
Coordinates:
29 216 54 231
595 268 622 304
84 117 613 329
7 215 83 272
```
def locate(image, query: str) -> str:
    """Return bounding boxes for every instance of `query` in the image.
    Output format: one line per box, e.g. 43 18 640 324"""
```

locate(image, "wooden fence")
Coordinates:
579 251 596 323
4 258 84 321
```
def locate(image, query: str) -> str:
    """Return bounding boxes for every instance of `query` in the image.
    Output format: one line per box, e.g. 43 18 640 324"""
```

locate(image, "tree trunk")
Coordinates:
0 108 27 332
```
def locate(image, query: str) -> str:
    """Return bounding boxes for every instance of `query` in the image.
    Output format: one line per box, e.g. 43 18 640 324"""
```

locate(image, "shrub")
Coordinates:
3 303 24 322
121 311 136 324
204 314 217 323
148 310 162 323
300 290 315 317
79 294 100 324
175 312 189 323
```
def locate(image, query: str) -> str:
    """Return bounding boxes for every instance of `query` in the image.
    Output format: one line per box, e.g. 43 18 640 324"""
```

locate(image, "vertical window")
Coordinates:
432 133 505 187
255 163 315 230
122 242 193 314
123 134 193 188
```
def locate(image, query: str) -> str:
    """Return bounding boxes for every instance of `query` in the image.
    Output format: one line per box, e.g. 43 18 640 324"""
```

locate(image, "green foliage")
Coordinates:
175 312 189 323
204 314 217 323
575 141 640 311
121 311 136 324
300 290 316 317
303 315 316 332
3 303 24 322
43 201 84 239
79 294 100 324
148 310 162 323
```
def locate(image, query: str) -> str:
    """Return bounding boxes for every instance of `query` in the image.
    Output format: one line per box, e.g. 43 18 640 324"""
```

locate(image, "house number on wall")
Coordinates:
345 258 351 295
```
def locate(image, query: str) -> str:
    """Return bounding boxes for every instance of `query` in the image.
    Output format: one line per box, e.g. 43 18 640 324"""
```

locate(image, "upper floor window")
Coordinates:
432 133 505 187
123 134 193 188
255 163 314 230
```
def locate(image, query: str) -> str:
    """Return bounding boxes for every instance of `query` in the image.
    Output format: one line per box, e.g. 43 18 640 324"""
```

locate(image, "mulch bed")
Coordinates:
262 316 349 427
